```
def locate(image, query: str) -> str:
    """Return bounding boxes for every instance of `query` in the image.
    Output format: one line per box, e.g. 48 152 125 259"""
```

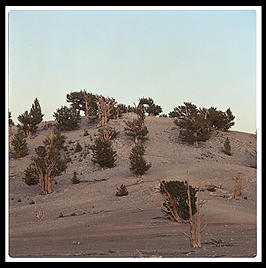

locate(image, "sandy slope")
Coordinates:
8 113 257 259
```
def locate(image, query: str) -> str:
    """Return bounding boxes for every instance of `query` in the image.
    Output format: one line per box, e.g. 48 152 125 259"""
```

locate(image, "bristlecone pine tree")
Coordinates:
138 97 162 116
91 137 117 168
223 137 232 155
17 98 44 137
53 106 81 131
173 102 211 147
124 115 148 144
66 90 98 117
23 131 67 194
159 180 197 222
129 144 151 177
11 129 29 158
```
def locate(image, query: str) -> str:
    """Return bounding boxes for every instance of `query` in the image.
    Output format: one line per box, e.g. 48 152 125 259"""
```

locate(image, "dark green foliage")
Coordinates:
159 114 168 118
138 97 162 116
160 180 197 221
53 106 81 131
71 171 80 184
173 102 211 146
223 137 232 156
30 98 44 128
66 90 98 116
206 107 235 131
91 137 117 168
74 142 83 153
23 164 39 185
11 130 29 158
129 144 151 177
169 102 198 119
115 184 128 196
17 98 44 136
124 116 148 143
117 104 128 114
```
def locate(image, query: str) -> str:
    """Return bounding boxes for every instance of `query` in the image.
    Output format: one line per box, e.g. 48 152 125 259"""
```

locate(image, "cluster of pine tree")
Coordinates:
169 102 235 147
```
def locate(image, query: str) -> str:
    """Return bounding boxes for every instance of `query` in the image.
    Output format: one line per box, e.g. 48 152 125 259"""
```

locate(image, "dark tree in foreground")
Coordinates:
90 137 117 168
23 131 67 194
124 116 148 144
53 106 81 131
159 180 197 222
11 130 29 158
129 144 151 177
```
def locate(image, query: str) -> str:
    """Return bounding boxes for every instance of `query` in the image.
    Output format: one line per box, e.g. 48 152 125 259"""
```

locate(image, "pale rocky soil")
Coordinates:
8 113 258 259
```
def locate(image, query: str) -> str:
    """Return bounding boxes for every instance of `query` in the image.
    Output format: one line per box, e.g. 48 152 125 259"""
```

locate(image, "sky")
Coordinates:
7 8 258 134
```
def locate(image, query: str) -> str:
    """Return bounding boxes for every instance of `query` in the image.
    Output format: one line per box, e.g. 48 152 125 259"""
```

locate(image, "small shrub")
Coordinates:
115 184 128 196
74 142 83 153
71 171 80 184
223 137 232 156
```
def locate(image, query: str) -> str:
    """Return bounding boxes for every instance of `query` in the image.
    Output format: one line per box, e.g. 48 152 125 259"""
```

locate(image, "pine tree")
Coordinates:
138 97 162 116
66 90 98 116
160 180 197 221
129 144 151 177
173 102 211 147
29 98 44 131
124 116 148 144
53 106 81 131
223 137 232 156
17 98 43 137
11 130 29 158
91 137 117 168
23 131 67 194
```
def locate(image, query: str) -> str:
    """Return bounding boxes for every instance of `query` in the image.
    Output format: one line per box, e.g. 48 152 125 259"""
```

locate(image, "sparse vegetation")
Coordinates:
115 184 128 196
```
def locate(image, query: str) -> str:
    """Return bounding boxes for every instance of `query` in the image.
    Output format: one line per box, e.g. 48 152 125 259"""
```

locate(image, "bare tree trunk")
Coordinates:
184 178 206 248
9 125 13 137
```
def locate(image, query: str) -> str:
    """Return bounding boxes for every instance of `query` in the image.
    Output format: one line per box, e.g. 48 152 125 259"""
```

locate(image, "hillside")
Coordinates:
8 113 257 258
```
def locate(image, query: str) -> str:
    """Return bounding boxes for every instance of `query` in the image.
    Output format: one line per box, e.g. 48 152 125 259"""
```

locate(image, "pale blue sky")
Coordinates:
8 9 257 133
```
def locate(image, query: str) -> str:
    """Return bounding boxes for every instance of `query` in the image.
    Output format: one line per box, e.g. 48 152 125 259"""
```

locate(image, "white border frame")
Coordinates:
5 5 262 263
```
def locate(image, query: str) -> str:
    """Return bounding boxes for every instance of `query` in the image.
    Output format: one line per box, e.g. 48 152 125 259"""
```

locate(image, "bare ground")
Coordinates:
8 114 258 260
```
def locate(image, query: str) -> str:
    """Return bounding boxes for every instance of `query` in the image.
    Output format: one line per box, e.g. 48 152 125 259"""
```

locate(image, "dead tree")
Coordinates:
183 180 207 248
97 126 118 141
96 96 117 127
228 176 242 200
